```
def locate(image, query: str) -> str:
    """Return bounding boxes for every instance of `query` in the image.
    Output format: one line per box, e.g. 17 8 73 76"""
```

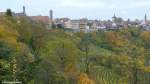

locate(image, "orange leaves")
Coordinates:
105 32 118 43
65 63 78 78
77 73 95 84
105 32 128 47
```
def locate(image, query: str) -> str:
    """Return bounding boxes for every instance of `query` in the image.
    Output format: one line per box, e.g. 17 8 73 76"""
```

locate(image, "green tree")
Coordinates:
6 9 12 16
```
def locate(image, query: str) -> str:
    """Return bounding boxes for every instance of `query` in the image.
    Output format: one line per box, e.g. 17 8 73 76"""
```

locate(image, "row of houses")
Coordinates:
54 14 150 31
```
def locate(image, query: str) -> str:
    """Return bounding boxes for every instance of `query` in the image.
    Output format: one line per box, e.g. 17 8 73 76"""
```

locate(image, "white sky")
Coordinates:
0 0 150 20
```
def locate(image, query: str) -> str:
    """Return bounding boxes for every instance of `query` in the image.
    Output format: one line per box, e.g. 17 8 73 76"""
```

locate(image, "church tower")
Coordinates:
112 13 117 22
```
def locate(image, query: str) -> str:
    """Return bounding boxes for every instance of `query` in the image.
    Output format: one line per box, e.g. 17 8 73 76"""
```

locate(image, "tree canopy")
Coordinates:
0 15 150 84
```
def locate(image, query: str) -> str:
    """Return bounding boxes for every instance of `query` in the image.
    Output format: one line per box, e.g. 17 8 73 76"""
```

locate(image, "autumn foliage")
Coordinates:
0 14 150 84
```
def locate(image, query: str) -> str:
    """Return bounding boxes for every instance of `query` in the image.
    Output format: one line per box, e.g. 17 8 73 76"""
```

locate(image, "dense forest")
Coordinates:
0 11 150 84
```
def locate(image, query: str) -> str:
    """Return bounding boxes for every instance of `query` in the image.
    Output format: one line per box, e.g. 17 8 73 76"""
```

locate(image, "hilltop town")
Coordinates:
1 6 150 32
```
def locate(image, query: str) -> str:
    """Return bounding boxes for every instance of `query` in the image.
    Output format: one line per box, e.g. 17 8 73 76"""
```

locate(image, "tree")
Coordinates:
34 30 81 83
6 9 12 16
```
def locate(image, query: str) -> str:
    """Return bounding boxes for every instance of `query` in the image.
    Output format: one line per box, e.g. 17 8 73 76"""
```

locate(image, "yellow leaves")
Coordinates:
0 25 18 38
0 25 19 46
143 67 150 72
140 31 150 42
136 59 145 68
116 55 132 65
77 73 95 84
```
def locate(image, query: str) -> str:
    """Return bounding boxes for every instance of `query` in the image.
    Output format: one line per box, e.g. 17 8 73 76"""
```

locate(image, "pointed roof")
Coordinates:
112 13 116 18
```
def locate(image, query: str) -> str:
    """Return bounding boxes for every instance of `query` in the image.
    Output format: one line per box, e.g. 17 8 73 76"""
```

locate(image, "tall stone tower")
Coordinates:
50 10 53 21
23 6 26 14
49 10 54 29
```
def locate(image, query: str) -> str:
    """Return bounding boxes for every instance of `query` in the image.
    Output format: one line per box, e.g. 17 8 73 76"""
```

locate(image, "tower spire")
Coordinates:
145 13 147 21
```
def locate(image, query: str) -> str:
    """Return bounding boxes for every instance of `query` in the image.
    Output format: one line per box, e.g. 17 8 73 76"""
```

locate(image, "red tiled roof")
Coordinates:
29 16 50 24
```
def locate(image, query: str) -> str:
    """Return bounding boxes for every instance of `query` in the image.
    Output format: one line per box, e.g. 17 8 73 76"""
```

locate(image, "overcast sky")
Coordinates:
0 0 150 20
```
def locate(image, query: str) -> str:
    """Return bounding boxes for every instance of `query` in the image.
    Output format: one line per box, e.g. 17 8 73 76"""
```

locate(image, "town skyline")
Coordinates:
0 8 149 21
1 0 150 20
